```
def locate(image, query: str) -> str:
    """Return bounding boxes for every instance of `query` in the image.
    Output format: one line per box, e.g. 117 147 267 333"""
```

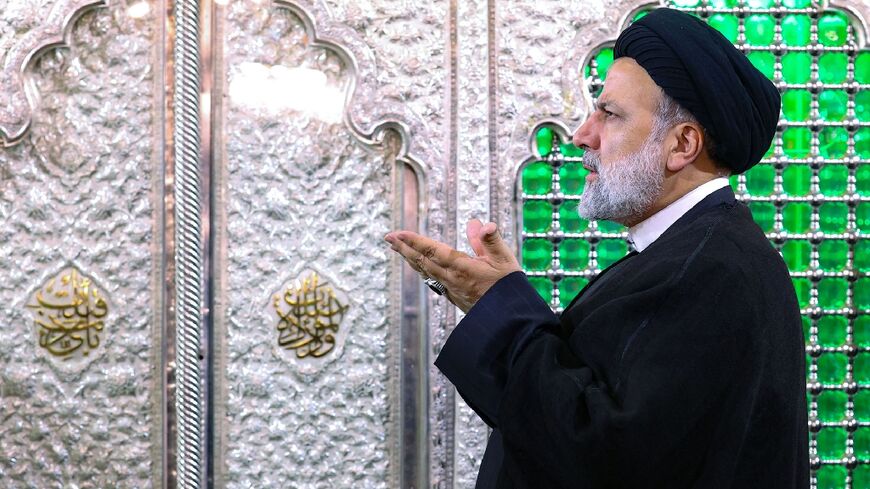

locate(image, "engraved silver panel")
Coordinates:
0 2 166 487
212 2 412 487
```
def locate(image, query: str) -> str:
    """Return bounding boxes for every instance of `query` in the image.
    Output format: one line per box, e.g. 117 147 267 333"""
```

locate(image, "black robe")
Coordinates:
435 187 809 488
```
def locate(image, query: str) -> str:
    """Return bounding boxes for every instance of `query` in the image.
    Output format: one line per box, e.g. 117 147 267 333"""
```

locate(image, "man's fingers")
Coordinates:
385 231 469 280
388 231 461 268
479 222 517 264
466 219 485 257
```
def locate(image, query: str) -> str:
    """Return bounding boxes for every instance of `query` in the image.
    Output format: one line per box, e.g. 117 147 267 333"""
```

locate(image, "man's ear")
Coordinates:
665 122 704 172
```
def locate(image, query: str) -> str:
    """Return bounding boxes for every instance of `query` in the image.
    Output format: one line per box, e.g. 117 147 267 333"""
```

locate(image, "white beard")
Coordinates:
578 135 666 224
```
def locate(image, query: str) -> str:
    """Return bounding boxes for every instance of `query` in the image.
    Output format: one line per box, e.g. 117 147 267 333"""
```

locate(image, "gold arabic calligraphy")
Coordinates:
26 268 108 360
274 273 348 359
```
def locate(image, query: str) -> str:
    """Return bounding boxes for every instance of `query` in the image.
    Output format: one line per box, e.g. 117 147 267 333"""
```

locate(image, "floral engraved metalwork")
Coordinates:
0 0 104 146
26 267 108 370
272 271 348 361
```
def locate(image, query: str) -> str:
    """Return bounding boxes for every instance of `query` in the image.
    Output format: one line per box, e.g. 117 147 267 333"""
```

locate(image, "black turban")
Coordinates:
614 8 781 174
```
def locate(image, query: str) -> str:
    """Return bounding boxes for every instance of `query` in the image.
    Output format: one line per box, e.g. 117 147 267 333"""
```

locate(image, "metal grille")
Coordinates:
517 1 870 486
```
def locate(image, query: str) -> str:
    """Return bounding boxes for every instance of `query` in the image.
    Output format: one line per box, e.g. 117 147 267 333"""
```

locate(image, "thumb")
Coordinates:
479 222 515 263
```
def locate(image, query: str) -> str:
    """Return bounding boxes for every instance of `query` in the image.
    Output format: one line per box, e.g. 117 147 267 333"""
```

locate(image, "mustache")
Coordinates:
584 151 600 172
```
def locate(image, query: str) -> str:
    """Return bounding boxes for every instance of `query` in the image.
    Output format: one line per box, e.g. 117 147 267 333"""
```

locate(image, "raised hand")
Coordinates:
384 219 522 313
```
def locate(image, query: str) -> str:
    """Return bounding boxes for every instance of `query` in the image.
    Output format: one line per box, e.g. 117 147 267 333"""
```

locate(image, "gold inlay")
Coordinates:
26 268 108 360
273 272 348 359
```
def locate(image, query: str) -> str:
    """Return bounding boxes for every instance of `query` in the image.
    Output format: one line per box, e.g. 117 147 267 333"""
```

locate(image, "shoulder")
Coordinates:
643 203 792 300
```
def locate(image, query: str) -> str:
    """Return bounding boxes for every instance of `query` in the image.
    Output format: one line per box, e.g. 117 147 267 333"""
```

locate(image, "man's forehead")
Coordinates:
598 58 659 109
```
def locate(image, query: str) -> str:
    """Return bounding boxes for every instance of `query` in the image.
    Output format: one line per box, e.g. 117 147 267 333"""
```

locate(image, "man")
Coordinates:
385 8 808 488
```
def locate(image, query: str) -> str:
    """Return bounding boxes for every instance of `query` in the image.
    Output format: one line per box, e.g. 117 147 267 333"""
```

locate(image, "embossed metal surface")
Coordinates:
0 3 164 487
213 2 404 487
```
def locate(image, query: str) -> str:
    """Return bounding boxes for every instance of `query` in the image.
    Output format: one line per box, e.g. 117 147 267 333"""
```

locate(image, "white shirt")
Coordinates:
627 177 731 252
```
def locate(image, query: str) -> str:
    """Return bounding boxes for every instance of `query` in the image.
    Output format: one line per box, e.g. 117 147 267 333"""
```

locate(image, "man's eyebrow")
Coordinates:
595 100 623 113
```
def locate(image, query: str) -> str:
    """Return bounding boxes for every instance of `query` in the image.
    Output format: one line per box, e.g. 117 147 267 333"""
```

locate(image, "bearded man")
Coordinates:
385 8 808 488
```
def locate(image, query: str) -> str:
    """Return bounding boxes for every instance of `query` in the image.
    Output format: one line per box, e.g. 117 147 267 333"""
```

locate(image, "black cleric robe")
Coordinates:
435 187 809 488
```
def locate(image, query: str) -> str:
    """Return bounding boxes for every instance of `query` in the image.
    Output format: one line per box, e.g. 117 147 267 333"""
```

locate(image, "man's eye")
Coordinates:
603 110 615 118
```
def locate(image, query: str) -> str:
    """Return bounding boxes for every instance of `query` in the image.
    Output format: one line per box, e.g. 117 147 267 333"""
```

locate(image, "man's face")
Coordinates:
572 58 668 225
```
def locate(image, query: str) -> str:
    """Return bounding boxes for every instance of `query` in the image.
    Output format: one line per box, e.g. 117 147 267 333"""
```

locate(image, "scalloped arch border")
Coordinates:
0 0 106 146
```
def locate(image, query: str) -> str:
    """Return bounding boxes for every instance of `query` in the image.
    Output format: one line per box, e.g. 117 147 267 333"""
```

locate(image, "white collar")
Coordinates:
627 177 730 252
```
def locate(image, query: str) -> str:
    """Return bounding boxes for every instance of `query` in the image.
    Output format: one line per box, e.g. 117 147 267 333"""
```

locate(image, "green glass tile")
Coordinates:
782 240 811 271
818 12 849 48
856 240 869 272
819 202 848 234
858 465 870 489
559 142 585 158
818 353 848 384
749 202 776 232
523 162 552 195
818 240 848 272
856 52 870 84
782 52 812 84
856 316 870 348
817 427 847 460
708 14 738 43
782 15 811 46
583 63 591 79
559 239 590 271
595 48 614 81
631 10 649 23
745 164 775 196
536 126 554 157
782 0 811 7
855 427 870 459
523 200 552 233
782 90 811 122
558 277 588 309
597 220 625 234
818 90 848 122
855 202 870 234
783 165 811 196
856 91 870 122
670 0 700 6
707 0 737 7
783 202 812 233
817 389 847 422
856 278 870 310
818 316 847 347
793 277 811 308
746 52 775 80
597 239 628 269
728 174 739 192
857 352 870 383
819 165 848 196
855 129 870 161
856 389 870 422
745 15 775 46
745 0 773 7
819 127 848 159
559 201 588 232
816 465 846 489
818 53 848 84
818 278 848 309
858 203 870 233
783 127 811 159
522 238 552 271
559 162 587 195
528 276 552 304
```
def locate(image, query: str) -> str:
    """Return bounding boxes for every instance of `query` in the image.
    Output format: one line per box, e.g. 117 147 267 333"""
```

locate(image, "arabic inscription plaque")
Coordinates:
26 267 109 375
270 270 349 374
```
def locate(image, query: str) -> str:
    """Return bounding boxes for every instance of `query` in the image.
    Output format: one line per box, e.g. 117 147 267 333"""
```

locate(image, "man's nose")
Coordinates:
572 115 600 150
